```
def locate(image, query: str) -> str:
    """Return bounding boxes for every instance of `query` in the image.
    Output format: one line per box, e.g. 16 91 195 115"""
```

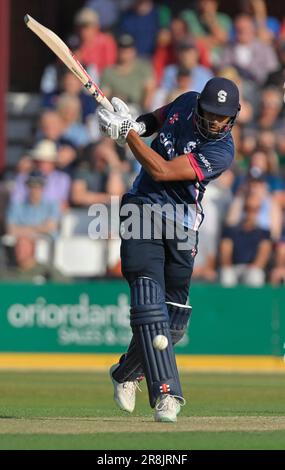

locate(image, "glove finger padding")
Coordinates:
98 108 120 140
111 97 131 118
98 106 143 144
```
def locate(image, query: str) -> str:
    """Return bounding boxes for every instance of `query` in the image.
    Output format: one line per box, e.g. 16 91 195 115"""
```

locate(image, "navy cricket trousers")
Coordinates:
120 196 198 305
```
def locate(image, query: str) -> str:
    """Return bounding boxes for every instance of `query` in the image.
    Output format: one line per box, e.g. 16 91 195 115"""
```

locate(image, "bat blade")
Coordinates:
24 14 113 111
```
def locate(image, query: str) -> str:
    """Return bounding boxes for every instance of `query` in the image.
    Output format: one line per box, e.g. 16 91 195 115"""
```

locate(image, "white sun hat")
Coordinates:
31 140 58 162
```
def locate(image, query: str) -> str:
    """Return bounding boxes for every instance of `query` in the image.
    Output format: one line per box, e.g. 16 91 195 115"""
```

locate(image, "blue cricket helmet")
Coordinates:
195 77 241 140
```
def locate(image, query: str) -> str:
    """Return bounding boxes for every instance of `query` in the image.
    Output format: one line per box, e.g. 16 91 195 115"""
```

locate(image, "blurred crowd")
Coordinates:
2 0 285 285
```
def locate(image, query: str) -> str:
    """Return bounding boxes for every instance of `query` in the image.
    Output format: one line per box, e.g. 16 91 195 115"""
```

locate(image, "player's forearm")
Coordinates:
126 130 168 182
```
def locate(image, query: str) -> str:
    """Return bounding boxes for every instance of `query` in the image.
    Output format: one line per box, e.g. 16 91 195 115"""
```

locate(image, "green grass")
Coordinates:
1 432 285 450
0 372 284 449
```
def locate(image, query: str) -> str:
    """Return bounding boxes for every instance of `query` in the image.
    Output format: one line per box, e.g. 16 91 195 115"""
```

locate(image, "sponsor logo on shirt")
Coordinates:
159 132 175 158
184 141 197 154
198 153 213 173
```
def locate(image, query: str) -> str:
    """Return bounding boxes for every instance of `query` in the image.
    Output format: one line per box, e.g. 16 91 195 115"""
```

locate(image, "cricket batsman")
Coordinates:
98 77 240 422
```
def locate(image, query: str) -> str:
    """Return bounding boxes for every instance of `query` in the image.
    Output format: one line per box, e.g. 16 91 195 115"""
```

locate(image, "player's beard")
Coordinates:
195 110 232 140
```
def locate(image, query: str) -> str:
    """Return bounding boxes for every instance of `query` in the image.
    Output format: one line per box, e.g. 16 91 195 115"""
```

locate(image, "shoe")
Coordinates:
154 394 186 423
110 363 142 413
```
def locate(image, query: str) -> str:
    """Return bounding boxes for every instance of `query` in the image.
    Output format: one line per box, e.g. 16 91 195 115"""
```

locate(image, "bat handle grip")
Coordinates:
99 96 114 112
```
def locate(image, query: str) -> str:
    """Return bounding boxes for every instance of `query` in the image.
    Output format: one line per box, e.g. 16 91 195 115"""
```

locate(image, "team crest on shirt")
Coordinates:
184 141 197 153
169 113 179 125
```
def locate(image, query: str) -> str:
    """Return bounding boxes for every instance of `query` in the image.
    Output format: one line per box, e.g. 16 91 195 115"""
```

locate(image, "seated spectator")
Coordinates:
7 171 60 240
0 236 68 283
181 0 232 65
100 34 155 112
270 240 285 285
227 171 283 241
166 67 193 103
119 0 169 57
42 71 97 123
265 40 285 96
220 194 272 287
220 15 278 84
71 139 125 207
193 170 234 282
241 88 284 156
57 94 91 148
160 38 213 94
12 140 71 211
85 0 120 31
237 0 280 43
256 88 284 131
153 17 211 84
37 110 78 173
74 8 117 79
234 149 284 193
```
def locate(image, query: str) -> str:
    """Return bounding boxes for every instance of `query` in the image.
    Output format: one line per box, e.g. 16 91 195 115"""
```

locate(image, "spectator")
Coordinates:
256 88 284 131
37 110 77 173
265 40 285 92
85 0 120 31
181 0 232 65
193 170 234 282
240 88 284 156
220 15 279 84
74 8 117 79
71 139 125 207
42 71 97 123
12 140 71 211
56 94 91 148
227 172 283 241
119 0 166 57
7 171 60 240
237 0 280 43
234 149 284 195
220 194 272 287
153 17 211 84
160 38 213 94
100 34 155 111
0 236 68 283
166 67 194 103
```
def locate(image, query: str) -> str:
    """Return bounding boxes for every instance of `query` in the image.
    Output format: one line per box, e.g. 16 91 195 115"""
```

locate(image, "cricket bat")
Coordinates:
24 14 114 112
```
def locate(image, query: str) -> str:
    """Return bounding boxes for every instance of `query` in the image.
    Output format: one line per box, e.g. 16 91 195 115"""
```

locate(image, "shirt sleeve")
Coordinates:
259 229 271 241
187 140 234 182
155 93 188 126
221 226 235 239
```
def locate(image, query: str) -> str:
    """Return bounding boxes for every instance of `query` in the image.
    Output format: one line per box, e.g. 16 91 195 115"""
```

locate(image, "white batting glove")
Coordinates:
111 97 132 146
98 108 145 145
111 97 132 119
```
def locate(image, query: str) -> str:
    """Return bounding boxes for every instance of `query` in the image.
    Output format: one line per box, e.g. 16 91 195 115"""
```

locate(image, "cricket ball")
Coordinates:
152 335 168 350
